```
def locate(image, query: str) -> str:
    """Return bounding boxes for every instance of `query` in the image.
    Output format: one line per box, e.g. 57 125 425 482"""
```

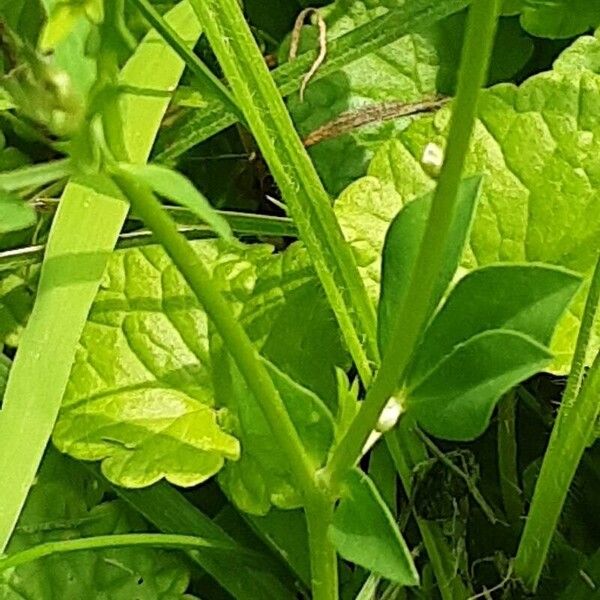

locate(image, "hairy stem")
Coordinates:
514 255 600 590
189 0 378 384
325 0 501 486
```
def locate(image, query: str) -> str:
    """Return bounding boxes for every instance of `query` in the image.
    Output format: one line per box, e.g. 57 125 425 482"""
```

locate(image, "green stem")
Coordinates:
497 391 523 524
188 0 378 385
305 495 339 600
386 423 471 600
514 254 600 590
325 0 501 486
114 172 317 498
0 533 259 573
126 0 242 119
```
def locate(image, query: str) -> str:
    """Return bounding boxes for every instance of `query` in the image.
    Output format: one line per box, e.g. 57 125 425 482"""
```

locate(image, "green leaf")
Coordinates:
330 468 419 585
116 163 233 240
378 177 482 355
285 3 531 194
407 330 553 440
335 32 600 373
409 264 582 383
54 239 345 491
518 0 600 39
1 450 194 599
214 350 335 515
0 193 35 234
0 0 44 44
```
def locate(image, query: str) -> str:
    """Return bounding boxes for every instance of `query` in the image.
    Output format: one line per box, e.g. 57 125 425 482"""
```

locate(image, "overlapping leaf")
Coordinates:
336 31 600 372
214 355 335 515
503 0 600 39
0 450 194 599
54 239 347 491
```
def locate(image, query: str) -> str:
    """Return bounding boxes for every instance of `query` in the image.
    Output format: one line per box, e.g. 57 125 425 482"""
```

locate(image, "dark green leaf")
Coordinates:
378 176 482 355
330 468 419 585
408 330 552 440
409 264 582 383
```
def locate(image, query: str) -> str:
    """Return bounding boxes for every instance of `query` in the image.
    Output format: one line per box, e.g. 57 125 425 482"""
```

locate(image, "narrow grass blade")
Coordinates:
189 0 379 383
514 255 600 590
0 180 129 551
0 159 71 192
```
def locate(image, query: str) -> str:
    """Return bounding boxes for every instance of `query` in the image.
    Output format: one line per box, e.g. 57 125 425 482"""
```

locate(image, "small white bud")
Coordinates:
376 396 404 433
421 142 444 177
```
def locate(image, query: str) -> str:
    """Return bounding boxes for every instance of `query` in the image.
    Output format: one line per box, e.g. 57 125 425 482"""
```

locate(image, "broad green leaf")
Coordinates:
409 264 582 383
1 450 194 599
240 242 349 407
214 350 335 515
330 468 419 585
284 1 532 194
54 239 345 491
247 509 311 585
378 177 482 355
117 162 233 240
513 0 600 39
335 32 600 372
407 330 552 440
0 194 36 234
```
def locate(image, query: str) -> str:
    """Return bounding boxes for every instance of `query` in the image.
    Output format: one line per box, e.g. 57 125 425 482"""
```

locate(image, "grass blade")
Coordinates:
514 254 600 590
189 0 379 383
0 1 203 551
0 180 129 551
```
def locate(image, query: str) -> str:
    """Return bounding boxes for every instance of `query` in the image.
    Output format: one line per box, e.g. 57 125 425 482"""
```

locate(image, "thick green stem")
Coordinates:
514 255 600 590
305 495 339 600
325 0 501 486
188 0 378 384
115 172 318 499
0 533 259 573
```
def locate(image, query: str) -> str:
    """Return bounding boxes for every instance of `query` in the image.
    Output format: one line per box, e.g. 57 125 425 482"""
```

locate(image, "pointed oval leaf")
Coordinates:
409 264 582 383
117 162 233 241
330 468 419 585
378 176 482 355
407 330 552 440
